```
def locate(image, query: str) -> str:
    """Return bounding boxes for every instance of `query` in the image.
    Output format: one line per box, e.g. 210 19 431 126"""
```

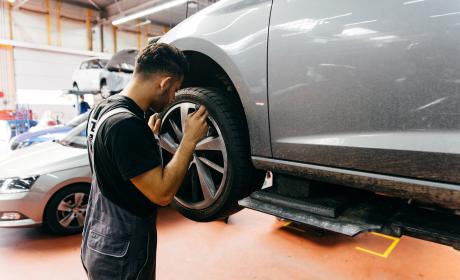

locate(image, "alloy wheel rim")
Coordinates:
56 192 88 229
160 102 228 210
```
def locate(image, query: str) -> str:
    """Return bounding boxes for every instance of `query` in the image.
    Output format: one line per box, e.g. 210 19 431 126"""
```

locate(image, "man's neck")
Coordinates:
120 80 150 112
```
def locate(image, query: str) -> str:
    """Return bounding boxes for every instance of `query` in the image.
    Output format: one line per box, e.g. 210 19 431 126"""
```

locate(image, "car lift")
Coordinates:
66 89 102 114
239 173 460 250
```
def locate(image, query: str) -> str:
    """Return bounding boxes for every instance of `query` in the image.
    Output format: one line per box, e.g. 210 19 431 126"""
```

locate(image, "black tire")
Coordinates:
160 87 265 221
43 184 90 235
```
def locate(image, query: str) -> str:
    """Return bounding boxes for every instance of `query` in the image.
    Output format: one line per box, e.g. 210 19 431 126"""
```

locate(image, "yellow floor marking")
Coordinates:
283 221 292 227
356 232 401 258
282 221 306 233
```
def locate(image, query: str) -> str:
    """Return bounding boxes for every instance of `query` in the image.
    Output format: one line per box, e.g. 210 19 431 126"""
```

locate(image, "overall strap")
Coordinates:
87 107 132 170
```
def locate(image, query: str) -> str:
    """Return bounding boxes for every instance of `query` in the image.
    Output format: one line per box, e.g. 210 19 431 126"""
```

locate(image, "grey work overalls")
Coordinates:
81 108 157 280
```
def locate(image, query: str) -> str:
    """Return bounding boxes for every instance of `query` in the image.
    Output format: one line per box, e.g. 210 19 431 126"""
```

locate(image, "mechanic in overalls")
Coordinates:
81 43 209 279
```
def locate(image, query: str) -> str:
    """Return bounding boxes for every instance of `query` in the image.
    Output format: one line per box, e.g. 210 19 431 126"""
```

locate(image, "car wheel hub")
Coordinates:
56 192 88 229
160 102 228 210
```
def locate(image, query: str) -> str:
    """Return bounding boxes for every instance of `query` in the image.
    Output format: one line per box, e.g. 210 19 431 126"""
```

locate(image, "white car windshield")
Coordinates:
107 49 138 73
58 122 87 149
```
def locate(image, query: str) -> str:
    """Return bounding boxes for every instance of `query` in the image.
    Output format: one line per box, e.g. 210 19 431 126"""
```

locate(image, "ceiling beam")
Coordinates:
87 0 102 10
59 0 101 11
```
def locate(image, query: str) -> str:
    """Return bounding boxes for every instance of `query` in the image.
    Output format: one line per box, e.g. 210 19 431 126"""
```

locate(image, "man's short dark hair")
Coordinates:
135 43 189 79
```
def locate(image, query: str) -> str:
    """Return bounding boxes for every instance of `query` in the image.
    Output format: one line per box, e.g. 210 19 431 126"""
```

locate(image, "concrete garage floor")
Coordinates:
0 207 459 280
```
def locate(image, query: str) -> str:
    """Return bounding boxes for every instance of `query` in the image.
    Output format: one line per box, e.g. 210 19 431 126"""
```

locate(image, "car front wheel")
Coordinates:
160 87 264 221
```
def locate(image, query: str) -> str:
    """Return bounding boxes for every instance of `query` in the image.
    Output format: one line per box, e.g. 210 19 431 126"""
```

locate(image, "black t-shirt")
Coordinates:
89 95 161 217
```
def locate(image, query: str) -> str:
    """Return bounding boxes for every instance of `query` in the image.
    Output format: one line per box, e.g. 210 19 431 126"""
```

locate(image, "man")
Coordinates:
79 95 91 114
80 43 209 279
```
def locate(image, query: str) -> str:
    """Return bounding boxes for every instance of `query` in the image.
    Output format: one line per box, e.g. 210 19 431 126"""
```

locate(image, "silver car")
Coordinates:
0 122 91 235
158 0 460 248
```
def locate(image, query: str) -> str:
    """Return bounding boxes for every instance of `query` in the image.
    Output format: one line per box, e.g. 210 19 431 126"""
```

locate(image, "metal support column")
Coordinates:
45 0 51 45
112 25 117 53
57 0 62 46
87 9 93 51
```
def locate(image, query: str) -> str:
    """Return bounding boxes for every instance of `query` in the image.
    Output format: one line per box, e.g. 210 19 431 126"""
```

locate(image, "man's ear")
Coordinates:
159 76 173 91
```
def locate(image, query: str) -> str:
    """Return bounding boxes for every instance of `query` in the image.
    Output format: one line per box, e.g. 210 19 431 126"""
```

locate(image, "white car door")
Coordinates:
79 61 91 90
86 60 101 91
73 62 87 90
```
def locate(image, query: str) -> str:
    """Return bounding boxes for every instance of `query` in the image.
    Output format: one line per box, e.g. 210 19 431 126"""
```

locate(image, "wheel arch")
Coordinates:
169 38 271 157
181 50 250 139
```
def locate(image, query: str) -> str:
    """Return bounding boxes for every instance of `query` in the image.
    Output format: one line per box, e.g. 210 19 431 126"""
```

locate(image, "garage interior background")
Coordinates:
0 0 216 123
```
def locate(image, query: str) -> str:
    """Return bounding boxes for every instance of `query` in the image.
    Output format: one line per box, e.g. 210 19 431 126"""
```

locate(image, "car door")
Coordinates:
86 59 101 91
267 0 460 183
77 61 89 90
75 62 88 90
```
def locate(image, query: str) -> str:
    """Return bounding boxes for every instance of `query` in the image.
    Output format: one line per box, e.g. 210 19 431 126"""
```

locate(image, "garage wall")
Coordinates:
9 0 97 49
12 46 105 121
103 24 115 53
0 1 8 39
0 0 175 111
11 9 48 45
118 30 138 51
61 18 88 50
13 47 90 90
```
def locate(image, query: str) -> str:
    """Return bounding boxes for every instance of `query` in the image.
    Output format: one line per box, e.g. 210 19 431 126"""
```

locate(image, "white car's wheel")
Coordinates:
44 184 89 235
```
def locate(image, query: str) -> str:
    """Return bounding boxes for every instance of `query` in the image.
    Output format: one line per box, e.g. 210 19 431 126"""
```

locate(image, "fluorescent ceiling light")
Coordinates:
112 0 188 26
132 19 152 28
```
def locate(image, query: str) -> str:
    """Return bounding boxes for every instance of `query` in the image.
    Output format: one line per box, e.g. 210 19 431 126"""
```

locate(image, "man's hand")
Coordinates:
148 113 161 136
183 106 209 145
131 105 210 206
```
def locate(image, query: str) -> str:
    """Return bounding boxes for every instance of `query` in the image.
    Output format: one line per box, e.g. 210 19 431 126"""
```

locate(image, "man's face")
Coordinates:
160 78 182 110
155 76 183 112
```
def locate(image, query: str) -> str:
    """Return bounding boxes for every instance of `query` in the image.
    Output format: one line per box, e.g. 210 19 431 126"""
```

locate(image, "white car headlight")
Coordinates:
0 176 40 194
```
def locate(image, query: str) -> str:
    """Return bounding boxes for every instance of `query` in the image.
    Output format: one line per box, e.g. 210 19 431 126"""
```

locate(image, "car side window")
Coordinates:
80 62 88 69
89 60 100 69
99 59 108 68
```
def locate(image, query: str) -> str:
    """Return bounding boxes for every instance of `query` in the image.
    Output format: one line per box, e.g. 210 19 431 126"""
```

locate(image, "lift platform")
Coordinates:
66 89 101 96
239 174 460 250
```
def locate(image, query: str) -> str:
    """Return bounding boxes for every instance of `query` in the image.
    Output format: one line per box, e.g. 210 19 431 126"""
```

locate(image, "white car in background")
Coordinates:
72 58 109 93
0 122 91 235
72 49 138 99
